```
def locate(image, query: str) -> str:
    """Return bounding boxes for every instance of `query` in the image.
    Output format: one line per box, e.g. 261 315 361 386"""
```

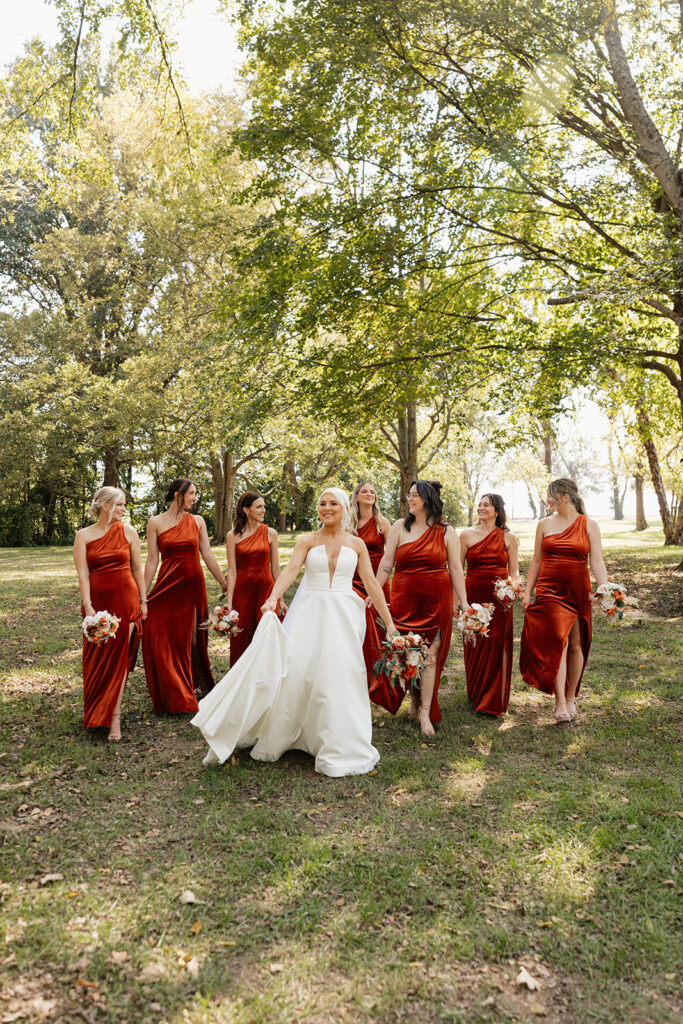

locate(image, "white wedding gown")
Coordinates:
191 544 380 777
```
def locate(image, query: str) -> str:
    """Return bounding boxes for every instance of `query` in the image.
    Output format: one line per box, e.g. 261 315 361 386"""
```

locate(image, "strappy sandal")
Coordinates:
553 703 571 723
418 705 435 737
566 699 577 721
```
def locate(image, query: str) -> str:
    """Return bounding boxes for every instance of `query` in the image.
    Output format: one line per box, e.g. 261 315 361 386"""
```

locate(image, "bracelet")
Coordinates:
140 598 148 603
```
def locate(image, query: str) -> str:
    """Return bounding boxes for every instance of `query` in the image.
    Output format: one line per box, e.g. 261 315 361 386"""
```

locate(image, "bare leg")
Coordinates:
408 690 419 720
191 610 212 697
417 635 441 738
565 619 584 719
108 623 134 741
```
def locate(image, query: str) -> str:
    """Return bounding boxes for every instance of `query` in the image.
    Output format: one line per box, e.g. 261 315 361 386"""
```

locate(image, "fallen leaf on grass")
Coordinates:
190 920 202 934
268 963 284 974
137 963 166 983
74 978 98 990
529 1001 547 1016
179 890 197 904
516 966 541 991
185 957 200 977
335 897 346 906
40 874 63 886
192 798 205 805
110 951 130 964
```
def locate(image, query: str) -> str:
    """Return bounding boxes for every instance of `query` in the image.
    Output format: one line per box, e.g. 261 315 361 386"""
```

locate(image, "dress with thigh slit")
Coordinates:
82 522 141 729
352 518 391 693
143 514 213 713
230 524 277 666
368 525 453 724
520 515 592 695
463 528 512 715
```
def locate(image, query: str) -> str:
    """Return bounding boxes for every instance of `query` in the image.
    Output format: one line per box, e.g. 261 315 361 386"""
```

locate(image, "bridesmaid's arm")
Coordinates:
380 515 391 544
355 540 396 635
522 522 544 610
196 516 227 592
268 527 287 610
73 532 95 617
376 519 402 584
459 530 469 567
445 526 469 611
505 532 520 578
125 524 148 621
225 532 237 609
144 519 160 592
262 535 312 611
587 518 608 588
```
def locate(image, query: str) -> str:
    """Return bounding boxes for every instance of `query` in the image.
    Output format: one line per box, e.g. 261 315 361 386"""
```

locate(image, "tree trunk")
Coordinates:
541 422 552 473
635 403 683 543
103 446 120 487
396 400 418 514
209 451 237 543
526 485 538 519
279 463 288 532
634 472 648 531
612 482 624 520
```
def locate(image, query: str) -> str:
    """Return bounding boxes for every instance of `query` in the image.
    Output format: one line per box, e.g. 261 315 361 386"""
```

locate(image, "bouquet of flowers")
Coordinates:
592 583 638 622
493 575 525 609
456 603 494 645
82 611 120 644
373 632 429 691
201 604 241 637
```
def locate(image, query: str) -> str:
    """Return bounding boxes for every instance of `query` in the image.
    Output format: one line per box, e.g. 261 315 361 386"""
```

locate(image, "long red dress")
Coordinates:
520 515 592 695
369 525 453 724
352 518 391 689
230 524 277 666
82 522 141 729
463 528 512 715
143 514 213 713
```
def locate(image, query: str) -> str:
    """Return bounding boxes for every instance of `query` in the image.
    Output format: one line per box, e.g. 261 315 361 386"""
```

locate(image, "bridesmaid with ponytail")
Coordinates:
372 480 469 737
520 478 607 722
460 494 519 716
143 479 227 713
225 492 283 666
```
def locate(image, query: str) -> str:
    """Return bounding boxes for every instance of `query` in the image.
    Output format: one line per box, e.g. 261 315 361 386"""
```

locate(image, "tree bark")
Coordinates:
103 446 120 487
634 472 648 531
635 402 682 542
396 400 418 514
209 450 237 543
541 422 552 473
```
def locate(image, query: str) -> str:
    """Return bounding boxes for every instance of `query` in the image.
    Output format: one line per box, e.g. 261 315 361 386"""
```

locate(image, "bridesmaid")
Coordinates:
350 482 392 689
374 480 469 737
73 487 146 741
520 478 607 722
225 491 283 666
459 494 519 716
143 478 227 714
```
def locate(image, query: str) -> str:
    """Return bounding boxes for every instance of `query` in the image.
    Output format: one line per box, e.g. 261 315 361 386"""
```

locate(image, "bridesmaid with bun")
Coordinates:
73 487 147 741
373 480 469 737
459 494 519 716
143 478 227 714
225 491 283 666
520 478 607 722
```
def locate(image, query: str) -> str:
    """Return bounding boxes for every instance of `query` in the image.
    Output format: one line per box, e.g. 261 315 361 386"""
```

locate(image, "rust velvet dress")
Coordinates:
82 522 141 729
520 515 592 695
463 528 512 715
369 525 453 724
143 514 214 713
352 518 391 688
230 524 277 666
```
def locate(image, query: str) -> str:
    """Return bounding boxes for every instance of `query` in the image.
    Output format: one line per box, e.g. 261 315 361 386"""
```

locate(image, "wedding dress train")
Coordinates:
191 544 380 777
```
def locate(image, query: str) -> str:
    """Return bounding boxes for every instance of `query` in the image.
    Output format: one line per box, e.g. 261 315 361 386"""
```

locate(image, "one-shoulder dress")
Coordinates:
463 527 512 715
143 514 214 713
82 522 142 729
520 515 592 695
230 524 278 666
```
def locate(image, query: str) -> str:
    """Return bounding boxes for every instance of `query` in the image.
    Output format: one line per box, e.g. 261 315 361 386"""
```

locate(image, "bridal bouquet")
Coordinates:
373 632 429 691
592 583 638 622
456 603 494 645
201 604 241 637
493 576 525 609
82 611 120 644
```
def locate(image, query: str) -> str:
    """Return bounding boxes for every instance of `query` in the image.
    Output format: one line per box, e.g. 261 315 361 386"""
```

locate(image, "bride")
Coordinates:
192 488 396 777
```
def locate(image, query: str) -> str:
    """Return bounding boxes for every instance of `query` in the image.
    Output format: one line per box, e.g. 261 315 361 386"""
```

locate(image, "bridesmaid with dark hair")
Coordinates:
73 487 147 741
143 478 227 714
521 478 607 722
225 491 283 666
372 480 469 737
459 494 519 716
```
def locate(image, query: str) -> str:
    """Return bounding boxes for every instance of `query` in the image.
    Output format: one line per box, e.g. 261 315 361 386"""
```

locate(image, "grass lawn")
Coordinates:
0 526 681 1024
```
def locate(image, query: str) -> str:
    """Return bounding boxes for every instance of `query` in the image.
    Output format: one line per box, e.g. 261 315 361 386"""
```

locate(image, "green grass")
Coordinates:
0 534 681 1023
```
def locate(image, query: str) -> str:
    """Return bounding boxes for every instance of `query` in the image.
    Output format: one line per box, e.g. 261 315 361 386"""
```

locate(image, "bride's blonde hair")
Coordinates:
317 488 353 533
89 486 125 522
